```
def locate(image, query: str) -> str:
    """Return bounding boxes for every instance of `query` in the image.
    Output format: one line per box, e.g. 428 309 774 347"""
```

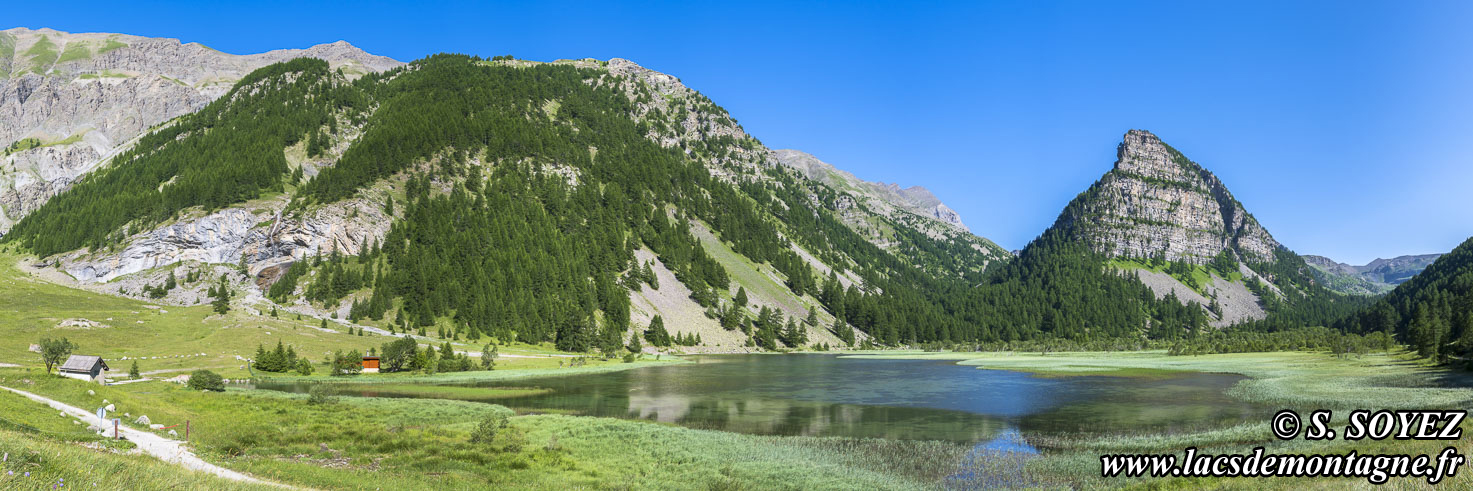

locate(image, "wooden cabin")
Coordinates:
58 355 110 384
361 356 380 374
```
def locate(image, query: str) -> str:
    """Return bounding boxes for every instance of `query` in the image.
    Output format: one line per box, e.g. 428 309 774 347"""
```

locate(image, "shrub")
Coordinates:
469 412 509 445
186 370 225 391
307 384 337 405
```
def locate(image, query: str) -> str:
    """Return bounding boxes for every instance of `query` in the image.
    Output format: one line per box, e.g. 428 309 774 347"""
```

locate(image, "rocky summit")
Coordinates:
769 149 1008 270
1027 129 1341 327
1056 129 1280 264
0 27 402 230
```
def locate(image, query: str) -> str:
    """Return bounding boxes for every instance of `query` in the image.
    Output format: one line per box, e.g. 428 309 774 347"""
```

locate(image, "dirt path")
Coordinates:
0 385 293 488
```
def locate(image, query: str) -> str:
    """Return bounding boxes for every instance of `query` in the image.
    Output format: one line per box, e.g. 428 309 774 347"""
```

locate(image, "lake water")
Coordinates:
257 354 1263 448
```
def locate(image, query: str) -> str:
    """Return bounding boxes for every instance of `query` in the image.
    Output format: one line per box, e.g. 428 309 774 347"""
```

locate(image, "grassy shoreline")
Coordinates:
254 357 688 385
4 349 1472 488
846 349 1473 488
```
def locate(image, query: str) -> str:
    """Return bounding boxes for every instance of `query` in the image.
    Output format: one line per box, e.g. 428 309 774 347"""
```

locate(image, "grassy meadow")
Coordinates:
847 350 1473 489
0 370 959 490
0 248 657 380
4 246 1473 488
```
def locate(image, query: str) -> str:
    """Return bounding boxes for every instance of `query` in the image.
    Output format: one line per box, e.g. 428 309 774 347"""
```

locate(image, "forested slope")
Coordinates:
1335 237 1473 361
1 55 1397 353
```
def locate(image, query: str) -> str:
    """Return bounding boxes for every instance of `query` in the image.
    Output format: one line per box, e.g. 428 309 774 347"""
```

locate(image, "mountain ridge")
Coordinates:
1304 253 1441 295
0 27 402 230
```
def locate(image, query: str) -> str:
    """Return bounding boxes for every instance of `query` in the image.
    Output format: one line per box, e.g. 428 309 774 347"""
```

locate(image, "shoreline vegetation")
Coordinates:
846 349 1473 488
1 349 1469 488
255 358 688 385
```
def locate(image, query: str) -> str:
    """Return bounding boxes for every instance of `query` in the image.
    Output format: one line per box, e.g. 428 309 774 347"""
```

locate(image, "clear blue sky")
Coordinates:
14 1 1473 264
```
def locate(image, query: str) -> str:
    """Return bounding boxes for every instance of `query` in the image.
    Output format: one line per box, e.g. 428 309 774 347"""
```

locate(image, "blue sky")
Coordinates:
14 1 1472 263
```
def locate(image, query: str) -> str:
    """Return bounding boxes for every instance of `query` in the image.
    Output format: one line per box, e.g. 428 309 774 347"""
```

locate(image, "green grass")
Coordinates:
3 138 42 156
268 358 685 385
3 131 92 157
1109 257 1240 295
339 383 551 401
98 39 127 54
23 35 58 74
56 43 91 64
691 220 810 316
2 372 957 489
0 249 389 379
78 70 132 80
847 350 1473 488
0 426 272 490
0 389 110 443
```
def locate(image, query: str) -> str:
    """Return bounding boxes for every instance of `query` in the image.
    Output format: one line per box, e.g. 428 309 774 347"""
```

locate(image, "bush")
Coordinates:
307 384 337 405
186 370 225 392
296 358 314 376
469 412 509 445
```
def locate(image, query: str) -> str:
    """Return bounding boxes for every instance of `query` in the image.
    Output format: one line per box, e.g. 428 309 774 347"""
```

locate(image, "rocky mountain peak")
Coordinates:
1114 129 1184 178
0 28 403 230
770 149 971 233
1056 129 1281 264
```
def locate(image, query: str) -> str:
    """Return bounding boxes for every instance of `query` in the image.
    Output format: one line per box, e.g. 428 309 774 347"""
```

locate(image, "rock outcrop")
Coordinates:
0 27 402 229
1056 129 1281 264
770 149 970 232
65 196 392 285
1040 129 1324 324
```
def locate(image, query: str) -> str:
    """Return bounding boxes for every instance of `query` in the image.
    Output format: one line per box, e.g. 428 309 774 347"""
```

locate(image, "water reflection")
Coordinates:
257 354 1263 444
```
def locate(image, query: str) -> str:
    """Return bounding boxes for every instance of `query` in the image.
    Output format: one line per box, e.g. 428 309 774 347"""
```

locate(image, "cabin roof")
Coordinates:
362 356 380 360
59 355 108 373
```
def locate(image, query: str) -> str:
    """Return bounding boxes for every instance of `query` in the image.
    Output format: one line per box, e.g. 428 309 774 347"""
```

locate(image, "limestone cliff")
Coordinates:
0 27 401 229
1056 129 1281 264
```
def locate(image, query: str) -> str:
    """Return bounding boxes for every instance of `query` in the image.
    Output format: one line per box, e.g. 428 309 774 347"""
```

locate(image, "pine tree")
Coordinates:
627 331 642 353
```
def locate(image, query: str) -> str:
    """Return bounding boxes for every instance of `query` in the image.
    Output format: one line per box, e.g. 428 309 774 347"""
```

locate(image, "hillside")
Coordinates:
0 36 1394 353
3 52 1013 351
1304 253 1441 295
769 149 1009 276
965 130 1367 343
1044 130 1329 326
0 27 401 230
1334 237 1473 361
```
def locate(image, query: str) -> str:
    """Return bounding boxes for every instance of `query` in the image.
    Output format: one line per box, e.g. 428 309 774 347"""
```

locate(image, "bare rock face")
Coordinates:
65 196 392 285
768 148 1010 269
0 27 402 229
772 149 971 233
1057 129 1281 264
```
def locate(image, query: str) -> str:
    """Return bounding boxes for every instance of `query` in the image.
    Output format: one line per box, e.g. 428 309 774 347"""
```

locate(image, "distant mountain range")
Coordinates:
0 27 1461 351
1303 254 1441 295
